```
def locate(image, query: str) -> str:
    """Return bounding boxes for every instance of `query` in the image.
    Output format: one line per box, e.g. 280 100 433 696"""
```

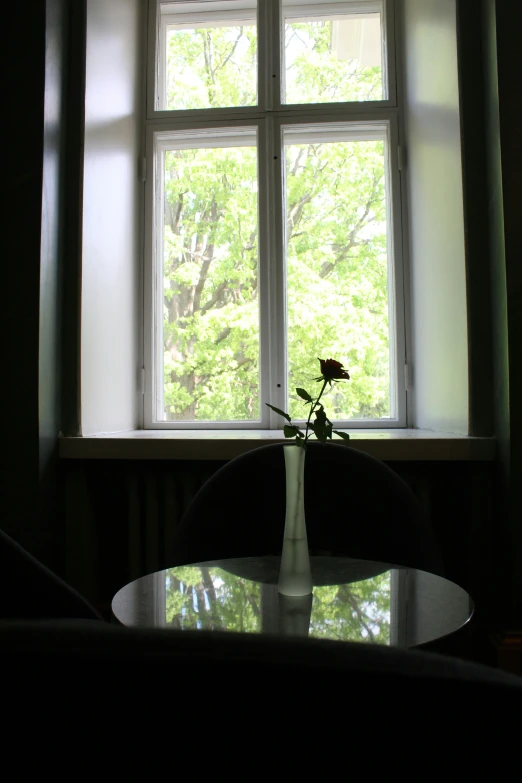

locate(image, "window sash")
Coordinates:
144 113 406 428
151 124 268 425
274 113 405 429
281 0 388 104
147 0 397 118
144 118 274 428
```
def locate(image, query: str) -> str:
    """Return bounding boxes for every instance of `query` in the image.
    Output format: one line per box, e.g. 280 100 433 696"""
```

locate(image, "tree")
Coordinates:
165 566 391 643
161 19 390 421
166 567 262 633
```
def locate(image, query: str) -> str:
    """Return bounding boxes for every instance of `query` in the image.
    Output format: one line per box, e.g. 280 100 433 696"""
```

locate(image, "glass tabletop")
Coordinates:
112 556 473 647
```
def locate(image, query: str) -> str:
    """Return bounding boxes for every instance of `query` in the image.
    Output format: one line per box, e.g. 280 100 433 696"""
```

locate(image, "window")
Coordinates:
144 0 406 429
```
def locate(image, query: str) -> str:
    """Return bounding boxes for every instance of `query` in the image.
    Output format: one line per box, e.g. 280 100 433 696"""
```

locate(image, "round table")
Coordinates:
112 556 473 647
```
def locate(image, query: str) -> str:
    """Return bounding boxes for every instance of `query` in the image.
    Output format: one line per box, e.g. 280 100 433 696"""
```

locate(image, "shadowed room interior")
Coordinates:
1 0 521 682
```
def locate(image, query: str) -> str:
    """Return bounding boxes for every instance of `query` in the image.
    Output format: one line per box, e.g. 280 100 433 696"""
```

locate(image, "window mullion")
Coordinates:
266 115 287 427
386 114 406 425
157 14 167 112
257 0 269 110
269 0 283 109
155 142 166 422
257 118 272 427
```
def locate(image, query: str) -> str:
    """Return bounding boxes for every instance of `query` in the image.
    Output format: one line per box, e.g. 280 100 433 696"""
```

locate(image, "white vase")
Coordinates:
278 444 313 596
278 592 313 636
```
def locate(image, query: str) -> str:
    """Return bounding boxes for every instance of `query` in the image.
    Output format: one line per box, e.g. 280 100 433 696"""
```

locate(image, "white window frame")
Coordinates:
143 0 407 430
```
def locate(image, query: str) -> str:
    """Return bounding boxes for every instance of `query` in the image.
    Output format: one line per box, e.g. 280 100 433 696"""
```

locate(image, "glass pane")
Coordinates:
159 1 257 111
284 127 392 420
283 2 384 104
160 134 260 421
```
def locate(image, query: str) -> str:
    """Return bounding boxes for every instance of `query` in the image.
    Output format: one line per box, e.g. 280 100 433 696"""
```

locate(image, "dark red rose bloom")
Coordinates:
318 358 350 381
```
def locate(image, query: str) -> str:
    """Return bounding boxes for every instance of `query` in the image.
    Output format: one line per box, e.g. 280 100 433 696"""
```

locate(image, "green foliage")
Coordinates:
163 144 260 421
161 21 390 422
166 567 261 633
309 576 391 643
283 424 305 439
285 137 390 421
166 25 257 110
285 20 383 104
165 566 391 644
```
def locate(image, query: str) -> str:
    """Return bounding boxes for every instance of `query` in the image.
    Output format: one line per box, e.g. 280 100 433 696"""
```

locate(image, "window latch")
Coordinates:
404 363 412 391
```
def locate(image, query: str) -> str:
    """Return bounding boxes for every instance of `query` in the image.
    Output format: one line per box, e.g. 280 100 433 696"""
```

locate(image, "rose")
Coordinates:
266 357 351 446
316 358 350 382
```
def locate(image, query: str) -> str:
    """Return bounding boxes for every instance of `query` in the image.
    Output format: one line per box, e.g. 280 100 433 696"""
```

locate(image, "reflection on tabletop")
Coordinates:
168 564 390 642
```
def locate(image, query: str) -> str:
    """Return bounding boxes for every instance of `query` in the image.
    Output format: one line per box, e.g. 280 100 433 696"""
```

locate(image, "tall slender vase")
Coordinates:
278 444 313 596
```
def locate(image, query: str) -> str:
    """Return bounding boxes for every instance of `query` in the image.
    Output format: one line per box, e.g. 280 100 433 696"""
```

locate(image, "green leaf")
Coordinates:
313 408 329 442
296 387 313 403
333 430 351 441
265 403 291 423
283 424 300 438
314 408 327 426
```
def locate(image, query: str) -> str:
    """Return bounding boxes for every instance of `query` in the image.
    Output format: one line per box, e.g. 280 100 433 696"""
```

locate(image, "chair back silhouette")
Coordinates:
171 443 444 574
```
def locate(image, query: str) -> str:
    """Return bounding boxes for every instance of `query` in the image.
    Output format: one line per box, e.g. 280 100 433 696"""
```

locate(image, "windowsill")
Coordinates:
59 429 496 461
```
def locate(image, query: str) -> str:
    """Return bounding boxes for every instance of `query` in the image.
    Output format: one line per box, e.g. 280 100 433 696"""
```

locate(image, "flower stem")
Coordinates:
305 380 328 442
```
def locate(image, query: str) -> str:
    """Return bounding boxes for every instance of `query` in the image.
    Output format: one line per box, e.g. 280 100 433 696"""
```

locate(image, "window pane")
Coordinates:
284 126 392 420
159 133 260 422
158 1 257 111
283 2 384 104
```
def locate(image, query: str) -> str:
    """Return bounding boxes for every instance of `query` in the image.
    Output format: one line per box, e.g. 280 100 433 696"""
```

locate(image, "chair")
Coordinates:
171 442 444 574
0 527 103 621
1 623 520 755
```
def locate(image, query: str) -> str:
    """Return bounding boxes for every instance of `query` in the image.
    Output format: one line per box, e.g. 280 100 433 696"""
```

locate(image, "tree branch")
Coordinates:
197 354 253 384
193 201 219 312
214 30 242 73
344 588 376 643
203 31 216 84
319 173 383 278
287 192 313 238
200 281 228 314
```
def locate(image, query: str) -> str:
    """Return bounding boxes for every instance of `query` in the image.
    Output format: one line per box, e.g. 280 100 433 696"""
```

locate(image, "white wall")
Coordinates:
81 0 143 434
402 0 469 433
